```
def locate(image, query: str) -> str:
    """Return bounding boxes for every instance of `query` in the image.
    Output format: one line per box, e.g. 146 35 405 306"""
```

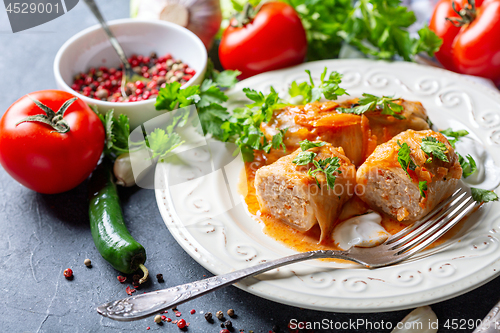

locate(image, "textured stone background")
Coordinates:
0 1 499 332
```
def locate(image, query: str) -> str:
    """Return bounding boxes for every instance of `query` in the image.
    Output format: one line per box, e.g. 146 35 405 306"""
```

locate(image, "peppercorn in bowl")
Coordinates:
54 18 207 130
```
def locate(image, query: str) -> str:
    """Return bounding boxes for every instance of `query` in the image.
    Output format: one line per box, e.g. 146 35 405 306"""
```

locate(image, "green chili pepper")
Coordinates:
88 159 148 283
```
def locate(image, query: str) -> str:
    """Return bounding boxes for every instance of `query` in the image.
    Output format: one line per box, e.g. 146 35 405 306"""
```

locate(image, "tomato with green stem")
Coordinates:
429 0 500 85
219 1 307 79
0 90 104 194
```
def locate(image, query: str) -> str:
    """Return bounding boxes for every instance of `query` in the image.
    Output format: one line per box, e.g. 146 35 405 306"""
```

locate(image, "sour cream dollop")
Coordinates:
332 212 390 250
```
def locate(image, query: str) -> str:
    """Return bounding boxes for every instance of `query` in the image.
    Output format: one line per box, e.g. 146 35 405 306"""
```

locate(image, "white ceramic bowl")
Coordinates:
54 18 207 130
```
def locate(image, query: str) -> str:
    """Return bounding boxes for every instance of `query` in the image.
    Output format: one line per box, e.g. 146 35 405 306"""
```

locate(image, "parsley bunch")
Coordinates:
155 65 240 140
337 0 442 61
292 140 341 189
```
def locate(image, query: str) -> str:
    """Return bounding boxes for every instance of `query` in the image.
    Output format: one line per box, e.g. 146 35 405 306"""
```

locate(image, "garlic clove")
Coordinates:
391 306 438 333
160 3 189 27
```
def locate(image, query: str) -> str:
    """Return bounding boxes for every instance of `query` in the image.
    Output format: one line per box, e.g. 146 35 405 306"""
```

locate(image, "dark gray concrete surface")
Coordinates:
1 1 500 332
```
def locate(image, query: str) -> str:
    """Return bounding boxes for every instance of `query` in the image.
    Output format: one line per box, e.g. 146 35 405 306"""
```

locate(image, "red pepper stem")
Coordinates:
138 263 149 284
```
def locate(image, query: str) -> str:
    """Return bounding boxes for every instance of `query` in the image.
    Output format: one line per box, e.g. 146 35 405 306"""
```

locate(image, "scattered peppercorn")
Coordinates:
272 325 280 332
227 309 235 317
177 319 186 329
63 268 73 279
220 329 230 333
166 318 172 322
156 273 164 283
216 311 224 320
154 315 162 324
117 275 127 283
146 327 150 330
84 259 92 267
205 312 213 322
224 320 233 330
221 323 225 328
190 309 196 315
175 312 182 317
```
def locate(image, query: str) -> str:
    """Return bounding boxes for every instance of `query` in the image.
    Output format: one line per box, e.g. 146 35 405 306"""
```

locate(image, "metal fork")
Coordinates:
97 187 476 321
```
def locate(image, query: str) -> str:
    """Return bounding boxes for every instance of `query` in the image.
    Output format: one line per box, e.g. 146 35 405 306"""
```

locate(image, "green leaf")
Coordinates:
198 79 227 108
292 151 316 165
230 0 244 12
397 140 416 177
439 128 469 148
289 81 312 104
214 70 241 88
420 136 449 163
299 139 326 151
147 128 184 161
471 188 498 203
458 153 477 178
336 93 405 118
271 128 288 152
413 25 443 57
418 180 427 198
335 0 442 61
155 82 182 111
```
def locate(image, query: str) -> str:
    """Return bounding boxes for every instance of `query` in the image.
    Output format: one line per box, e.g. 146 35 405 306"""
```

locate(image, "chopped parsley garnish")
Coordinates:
288 67 348 104
292 140 341 189
397 140 416 178
420 136 449 163
458 153 477 178
418 181 428 198
336 94 405 119
439 128 469 148
471 188 499 203
299 139 326 151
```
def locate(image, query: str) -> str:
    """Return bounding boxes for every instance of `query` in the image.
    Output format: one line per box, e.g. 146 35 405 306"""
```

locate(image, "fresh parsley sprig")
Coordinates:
420 136 449 163
288 67 348 104
336 94 405 119
155 64 241 140
221 87 288 161
92 107 132 157
439 128 469 148
471 188 498 203
292 140 341 189
458 154 477 178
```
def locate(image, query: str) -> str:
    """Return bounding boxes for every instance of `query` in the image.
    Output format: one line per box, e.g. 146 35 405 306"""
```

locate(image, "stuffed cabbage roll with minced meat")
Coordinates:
254 141 356 242
260 98 429 166
356 129 462 222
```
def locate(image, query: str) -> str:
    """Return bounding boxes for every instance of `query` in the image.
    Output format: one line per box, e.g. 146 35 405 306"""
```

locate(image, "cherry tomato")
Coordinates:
219 2 307 79
0 90 105 194
430 0 500 85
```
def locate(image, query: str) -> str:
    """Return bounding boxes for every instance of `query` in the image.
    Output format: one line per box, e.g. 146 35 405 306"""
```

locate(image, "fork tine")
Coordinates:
397 197 476 257
386 187 465 244
387 189 467 248
393 194 472 252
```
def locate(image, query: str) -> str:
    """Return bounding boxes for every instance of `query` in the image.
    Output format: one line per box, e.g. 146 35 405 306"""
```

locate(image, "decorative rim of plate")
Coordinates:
155 59 500 312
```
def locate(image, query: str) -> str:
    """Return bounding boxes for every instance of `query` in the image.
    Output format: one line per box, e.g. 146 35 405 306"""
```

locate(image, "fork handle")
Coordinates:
97 250 349 321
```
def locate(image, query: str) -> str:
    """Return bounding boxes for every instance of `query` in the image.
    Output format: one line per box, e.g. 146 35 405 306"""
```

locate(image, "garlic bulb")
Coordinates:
131 0 222 49
391 306 438 333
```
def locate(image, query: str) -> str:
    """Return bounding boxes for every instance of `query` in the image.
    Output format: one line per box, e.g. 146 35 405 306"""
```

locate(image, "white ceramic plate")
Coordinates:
155 59 500 312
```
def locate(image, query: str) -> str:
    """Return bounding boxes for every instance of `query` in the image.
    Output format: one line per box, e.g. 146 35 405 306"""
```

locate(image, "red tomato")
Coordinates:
219 2 307 79
429 0 500 85
0 90 105 194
